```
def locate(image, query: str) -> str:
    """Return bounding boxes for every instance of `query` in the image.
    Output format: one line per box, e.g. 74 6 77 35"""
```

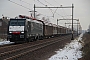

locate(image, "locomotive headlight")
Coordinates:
9 32 12 33
21 32 24 33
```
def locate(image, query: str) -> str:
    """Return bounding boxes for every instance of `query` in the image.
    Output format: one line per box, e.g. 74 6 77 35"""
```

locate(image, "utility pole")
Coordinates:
29 4 37 18
34 4 35 18
77 19 79 36
71 4 74 40
57 19 58 34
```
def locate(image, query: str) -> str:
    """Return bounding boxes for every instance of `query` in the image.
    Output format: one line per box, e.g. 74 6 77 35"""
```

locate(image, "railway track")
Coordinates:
0 36 61 53
0 35 72 60
0 43 14 47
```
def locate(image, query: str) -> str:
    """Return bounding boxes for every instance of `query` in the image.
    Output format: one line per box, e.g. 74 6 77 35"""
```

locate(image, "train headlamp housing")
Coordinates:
9 32 12 33
21 32 24 33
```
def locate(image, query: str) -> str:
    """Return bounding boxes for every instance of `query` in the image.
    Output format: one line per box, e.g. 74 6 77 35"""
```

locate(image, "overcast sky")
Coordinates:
0 0 90 30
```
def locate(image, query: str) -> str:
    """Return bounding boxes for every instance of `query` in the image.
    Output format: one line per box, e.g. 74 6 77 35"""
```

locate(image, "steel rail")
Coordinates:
4 36 69 60
0 35 71 60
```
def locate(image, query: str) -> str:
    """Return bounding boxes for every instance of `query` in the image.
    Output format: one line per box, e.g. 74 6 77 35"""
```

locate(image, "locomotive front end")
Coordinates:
7 19 26 42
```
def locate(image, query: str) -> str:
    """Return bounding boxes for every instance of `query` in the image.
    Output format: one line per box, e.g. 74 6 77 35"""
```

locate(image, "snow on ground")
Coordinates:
0 39 14 45
49 33 84 60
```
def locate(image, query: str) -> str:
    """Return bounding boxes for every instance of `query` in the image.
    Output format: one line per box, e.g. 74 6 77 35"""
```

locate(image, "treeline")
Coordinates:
87 25 90 33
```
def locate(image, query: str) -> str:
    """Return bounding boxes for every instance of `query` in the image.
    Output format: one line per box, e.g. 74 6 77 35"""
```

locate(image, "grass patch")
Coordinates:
80 33 90 60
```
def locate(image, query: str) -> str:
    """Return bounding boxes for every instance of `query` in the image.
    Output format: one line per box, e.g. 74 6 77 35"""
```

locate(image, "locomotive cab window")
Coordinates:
9 19 25 26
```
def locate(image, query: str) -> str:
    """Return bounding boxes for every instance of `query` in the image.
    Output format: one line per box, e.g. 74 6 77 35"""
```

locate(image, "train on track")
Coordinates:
7 15 74 43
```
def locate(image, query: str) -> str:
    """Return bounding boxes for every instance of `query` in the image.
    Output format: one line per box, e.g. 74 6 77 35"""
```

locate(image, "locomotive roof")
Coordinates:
10 18 43 24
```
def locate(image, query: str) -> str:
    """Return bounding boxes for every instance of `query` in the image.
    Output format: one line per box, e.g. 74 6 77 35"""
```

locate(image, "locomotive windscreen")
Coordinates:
9 19 25 26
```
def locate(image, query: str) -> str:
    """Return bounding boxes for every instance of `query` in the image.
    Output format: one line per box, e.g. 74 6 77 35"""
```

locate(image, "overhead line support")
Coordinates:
35 6 72 8
34 4 74 40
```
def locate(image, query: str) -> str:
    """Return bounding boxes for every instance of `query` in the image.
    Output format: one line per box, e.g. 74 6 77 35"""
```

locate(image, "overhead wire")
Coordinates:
37 0 47 6
8 0 32 10
44 0 53 6
37 0 64 19
36 1 55 20
52 0 72 27
19 0 32 5
43 0 61 18
53 0 60 5
43 0 65 19
36 1 65 20
8 0 48 18
44 0 67 19
52 0 71 18
44 0 56 18
37 0 54 17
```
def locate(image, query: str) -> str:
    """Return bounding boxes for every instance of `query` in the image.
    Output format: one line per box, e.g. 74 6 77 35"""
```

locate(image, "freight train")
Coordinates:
7 15 72 43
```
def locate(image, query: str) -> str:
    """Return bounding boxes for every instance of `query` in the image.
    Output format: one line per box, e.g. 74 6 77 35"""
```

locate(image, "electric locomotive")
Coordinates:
7 18 43 42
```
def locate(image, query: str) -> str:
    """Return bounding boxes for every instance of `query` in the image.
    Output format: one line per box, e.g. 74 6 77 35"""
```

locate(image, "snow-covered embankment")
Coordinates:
0 39 14 45
49 33 84 60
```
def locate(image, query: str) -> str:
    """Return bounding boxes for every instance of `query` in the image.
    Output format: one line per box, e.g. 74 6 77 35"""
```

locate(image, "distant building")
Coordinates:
0 17 9 39
87 25 90 33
